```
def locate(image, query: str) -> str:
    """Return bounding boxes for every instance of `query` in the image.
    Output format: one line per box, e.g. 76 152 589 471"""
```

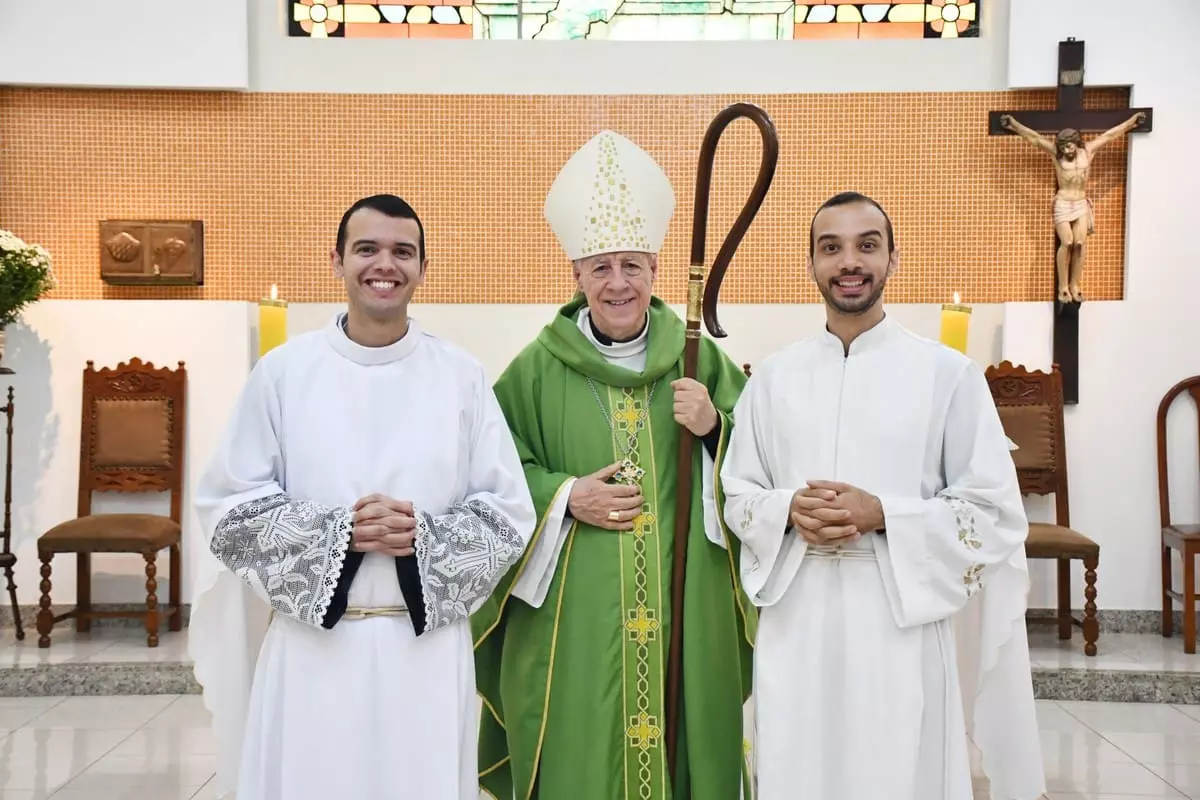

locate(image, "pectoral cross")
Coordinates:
614 458 645 485
987 38 1153 405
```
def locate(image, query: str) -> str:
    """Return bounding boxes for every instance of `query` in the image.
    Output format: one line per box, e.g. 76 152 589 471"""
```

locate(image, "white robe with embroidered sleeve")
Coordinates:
187 314 536 800
720 317 1046 800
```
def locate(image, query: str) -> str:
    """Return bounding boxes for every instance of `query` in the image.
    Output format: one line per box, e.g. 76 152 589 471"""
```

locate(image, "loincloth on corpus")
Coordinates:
1053 196 1094 233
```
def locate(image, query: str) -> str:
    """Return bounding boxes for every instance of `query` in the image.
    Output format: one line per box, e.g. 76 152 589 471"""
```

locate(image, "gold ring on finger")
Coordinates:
608 511 620 521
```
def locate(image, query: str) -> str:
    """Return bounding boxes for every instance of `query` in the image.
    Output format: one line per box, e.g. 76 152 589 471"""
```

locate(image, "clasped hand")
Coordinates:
567 463 644 532
351 493 417 557
789 481 884 547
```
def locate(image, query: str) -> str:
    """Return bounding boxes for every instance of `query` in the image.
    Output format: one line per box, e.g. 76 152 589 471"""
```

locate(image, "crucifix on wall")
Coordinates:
988 37 1153 404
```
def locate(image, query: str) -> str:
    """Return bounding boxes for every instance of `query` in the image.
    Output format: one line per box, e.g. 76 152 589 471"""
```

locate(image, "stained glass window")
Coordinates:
287 0 979 40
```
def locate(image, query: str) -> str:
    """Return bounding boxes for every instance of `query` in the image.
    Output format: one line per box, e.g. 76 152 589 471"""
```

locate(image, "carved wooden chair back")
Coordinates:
1156 375 1200 653
984 361 1071 527
1156 375 1200 530
78 358 187 521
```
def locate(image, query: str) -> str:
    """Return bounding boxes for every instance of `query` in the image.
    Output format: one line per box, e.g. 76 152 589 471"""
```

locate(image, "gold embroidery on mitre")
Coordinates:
581 134 653 256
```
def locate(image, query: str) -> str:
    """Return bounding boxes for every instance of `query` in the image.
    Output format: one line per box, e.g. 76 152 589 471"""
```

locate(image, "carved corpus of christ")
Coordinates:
1001 111 1144 305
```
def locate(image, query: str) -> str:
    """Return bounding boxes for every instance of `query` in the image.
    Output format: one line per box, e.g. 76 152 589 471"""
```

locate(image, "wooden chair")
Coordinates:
36 358 186 648
985 361 1099 656
1157 375 1200 654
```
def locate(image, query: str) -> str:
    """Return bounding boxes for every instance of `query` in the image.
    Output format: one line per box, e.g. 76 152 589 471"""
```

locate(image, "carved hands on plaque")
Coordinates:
99 220 204 286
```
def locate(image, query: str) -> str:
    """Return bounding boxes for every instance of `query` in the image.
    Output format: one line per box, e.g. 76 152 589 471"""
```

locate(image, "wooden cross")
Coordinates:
988 38 1153 405
988 38 1154 138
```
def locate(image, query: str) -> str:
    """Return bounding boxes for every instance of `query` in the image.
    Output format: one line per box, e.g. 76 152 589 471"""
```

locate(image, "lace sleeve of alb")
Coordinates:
210 492 359 628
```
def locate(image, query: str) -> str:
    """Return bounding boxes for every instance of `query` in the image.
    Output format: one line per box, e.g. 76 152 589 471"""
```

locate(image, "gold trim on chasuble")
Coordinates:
606 384 668 799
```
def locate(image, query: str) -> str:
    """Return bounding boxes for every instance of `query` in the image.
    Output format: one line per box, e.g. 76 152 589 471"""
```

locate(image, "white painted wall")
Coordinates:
0 0 1010 94
999 0 1200 610
0 0 249 89
5 299 1002 606
249 0 1012 93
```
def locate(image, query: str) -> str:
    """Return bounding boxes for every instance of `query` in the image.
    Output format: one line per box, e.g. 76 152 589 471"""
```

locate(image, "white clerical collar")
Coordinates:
324 312 422 365
821 313 894 356
577 307 649 359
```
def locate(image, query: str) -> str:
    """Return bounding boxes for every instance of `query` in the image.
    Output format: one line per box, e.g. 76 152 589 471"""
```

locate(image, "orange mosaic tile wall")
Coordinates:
0 87 1133 305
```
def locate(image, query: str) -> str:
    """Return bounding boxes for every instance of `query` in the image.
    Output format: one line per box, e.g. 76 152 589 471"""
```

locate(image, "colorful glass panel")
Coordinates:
286 0 979 40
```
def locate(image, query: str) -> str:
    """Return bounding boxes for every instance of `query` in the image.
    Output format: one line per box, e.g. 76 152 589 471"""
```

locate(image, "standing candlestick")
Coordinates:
940 291 971 355
258 284 288 357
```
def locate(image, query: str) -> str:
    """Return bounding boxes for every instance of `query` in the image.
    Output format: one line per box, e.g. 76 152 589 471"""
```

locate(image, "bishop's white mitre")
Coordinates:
543 130 676 261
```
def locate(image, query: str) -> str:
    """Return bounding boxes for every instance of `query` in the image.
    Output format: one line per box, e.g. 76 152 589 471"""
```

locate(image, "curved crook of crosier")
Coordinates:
689 102 781 339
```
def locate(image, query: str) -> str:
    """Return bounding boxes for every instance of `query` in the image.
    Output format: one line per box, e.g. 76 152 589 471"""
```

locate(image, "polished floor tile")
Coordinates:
0 692 1198 798
5 626 1195 675
1028 631 1200 674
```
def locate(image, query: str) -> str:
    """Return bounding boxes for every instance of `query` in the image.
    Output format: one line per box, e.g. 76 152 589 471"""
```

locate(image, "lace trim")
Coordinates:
211 493 353 627
414 499 526 632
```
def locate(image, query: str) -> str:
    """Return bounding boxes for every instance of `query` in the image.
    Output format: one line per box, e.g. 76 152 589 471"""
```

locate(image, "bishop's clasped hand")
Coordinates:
568 462 645 531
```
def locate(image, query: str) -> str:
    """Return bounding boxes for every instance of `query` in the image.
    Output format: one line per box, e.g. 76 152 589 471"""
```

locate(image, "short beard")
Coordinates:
817 276 887 316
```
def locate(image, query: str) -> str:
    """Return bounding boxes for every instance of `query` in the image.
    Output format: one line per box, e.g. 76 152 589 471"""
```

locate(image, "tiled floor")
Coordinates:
1026 630 1200 674
3 627 1198 673
0 694 216 799
0 695 1199 798
0 627 1198 798
0 630 191 668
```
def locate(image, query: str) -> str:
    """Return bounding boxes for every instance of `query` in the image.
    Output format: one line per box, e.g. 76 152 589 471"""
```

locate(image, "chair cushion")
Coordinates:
1026 522 1099 559
39 514 181 553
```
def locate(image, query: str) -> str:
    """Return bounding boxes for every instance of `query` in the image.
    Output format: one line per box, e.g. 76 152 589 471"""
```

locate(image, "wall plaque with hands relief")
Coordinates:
99 220 204 286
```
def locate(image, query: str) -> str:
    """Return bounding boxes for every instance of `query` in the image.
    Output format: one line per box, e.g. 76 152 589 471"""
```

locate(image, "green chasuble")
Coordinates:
473 295 757 800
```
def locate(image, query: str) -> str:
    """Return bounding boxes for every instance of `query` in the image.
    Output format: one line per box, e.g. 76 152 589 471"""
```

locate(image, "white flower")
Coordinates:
0 229 26 253
0 229 56 293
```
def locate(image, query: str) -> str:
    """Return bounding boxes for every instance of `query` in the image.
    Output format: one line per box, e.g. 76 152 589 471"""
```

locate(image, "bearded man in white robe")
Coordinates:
720 191 1047 800
187 194 536 800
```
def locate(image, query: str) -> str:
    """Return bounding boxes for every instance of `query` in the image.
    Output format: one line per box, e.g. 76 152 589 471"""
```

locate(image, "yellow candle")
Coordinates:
940 291 971 355
258 284 288 357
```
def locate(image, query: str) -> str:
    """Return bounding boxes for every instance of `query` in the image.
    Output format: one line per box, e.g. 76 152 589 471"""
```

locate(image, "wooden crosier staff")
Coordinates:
666 102 779 781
